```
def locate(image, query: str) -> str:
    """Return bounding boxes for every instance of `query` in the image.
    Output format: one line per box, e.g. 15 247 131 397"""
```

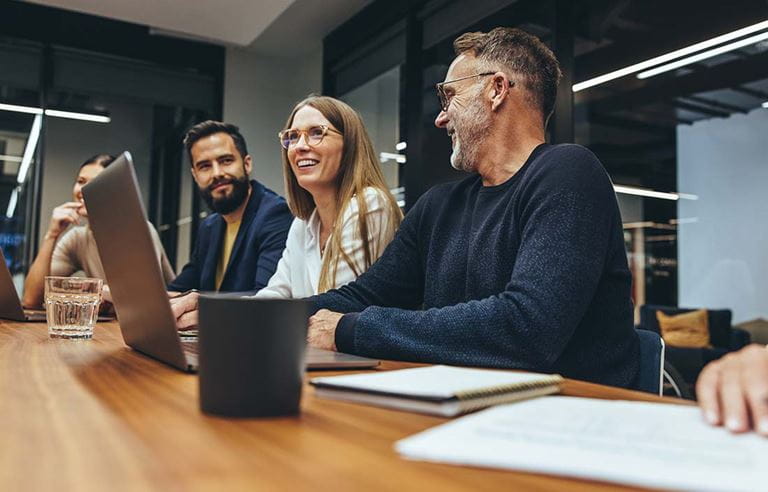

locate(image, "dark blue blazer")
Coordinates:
168 180 292 293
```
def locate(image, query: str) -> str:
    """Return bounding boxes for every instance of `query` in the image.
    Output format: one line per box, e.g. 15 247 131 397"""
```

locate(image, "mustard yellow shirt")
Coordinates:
215 219 241 290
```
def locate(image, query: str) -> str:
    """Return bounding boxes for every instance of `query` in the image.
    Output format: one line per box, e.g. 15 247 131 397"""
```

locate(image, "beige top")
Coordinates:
51 223 176 283
215 219 242 290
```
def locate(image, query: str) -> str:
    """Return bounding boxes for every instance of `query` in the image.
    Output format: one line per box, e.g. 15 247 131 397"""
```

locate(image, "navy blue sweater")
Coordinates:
168 180 292 294
312 144 640 388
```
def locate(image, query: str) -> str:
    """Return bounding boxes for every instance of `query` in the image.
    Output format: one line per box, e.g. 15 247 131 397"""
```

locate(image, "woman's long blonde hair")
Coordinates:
281 95 403 293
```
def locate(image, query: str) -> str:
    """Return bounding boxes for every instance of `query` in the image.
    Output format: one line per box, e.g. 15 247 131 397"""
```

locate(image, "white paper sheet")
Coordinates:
395 396 768 491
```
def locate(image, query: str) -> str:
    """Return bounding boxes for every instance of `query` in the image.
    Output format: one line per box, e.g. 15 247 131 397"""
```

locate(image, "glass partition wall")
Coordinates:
0 39 42 289
0 3 224 294
340 66 404 206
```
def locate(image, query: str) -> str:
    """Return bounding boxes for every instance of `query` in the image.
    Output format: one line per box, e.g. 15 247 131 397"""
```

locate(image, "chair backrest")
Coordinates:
635 329 665 395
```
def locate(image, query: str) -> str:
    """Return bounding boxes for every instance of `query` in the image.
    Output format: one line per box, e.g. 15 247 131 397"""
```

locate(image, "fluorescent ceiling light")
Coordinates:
395 141 407 151
0 103 43 115
573 19 768 92
43 109 111 123
0 103 110 123
0 154 22 163
637 30 768 79
614 184 698 201
5 188 19 219
380 152 406 164
762 101 768 108
17 114 43 185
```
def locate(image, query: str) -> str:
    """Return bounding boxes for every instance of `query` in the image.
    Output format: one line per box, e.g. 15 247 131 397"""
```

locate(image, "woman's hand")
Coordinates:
47 202 83 238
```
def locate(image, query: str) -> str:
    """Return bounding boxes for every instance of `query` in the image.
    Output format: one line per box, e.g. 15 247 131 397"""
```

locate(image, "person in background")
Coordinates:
697 343 768 436
167 121 293 294
170 96 403 329
22 154 175 308
305 27 640 388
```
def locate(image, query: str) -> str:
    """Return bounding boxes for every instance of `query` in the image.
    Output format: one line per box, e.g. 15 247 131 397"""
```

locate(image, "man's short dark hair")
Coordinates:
454 27 562 125
183 120 249 164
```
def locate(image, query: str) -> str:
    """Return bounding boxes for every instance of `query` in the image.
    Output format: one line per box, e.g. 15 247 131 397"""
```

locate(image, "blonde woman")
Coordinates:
170 96 402 329
256 95 402 298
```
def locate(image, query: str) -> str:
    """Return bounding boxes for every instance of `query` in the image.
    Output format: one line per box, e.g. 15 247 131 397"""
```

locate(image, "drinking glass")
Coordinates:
44 276 103 339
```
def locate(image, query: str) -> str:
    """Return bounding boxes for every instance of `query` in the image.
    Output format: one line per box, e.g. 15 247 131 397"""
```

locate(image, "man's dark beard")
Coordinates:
200 175 250 215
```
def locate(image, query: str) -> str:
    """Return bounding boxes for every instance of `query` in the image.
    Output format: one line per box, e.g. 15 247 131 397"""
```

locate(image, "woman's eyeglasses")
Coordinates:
278 125 340 149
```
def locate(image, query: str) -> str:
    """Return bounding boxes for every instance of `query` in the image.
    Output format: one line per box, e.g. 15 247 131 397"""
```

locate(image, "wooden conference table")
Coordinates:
0 321 686 491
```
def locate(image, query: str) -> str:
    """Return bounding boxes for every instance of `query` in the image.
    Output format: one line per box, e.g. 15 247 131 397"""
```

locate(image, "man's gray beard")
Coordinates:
450 94 491 173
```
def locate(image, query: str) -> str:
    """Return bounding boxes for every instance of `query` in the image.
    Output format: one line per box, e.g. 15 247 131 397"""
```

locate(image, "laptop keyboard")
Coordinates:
181 340 198 355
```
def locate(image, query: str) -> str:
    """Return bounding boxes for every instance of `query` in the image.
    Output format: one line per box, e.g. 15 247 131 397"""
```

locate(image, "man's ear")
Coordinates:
490 73 511 112
243 155 253 176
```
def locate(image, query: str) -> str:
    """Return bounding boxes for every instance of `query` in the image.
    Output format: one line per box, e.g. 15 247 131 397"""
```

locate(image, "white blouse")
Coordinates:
255 187 396 299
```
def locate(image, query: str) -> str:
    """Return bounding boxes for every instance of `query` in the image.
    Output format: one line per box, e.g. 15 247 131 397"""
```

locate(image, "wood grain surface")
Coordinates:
0 320 687 491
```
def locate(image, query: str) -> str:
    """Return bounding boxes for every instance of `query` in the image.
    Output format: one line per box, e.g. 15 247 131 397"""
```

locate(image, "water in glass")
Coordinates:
44 277 102 339
45 292 100 338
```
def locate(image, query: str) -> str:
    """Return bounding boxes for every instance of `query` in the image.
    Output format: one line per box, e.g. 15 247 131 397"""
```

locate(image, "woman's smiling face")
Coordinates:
286 105 344 194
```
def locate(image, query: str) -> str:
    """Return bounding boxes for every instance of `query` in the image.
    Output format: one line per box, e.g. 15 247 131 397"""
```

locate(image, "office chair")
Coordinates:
635 329 665 396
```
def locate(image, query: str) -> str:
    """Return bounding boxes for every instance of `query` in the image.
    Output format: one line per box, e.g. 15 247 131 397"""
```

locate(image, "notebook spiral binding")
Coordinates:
453 374 564 413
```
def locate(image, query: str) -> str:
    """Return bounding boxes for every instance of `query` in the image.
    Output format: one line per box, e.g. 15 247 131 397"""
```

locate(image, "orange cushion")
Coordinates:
656 309 712 349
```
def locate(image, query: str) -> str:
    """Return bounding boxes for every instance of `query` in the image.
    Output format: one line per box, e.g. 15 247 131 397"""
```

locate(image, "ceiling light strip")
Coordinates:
5 188 19 219
637 30 768 79
44 109 111 123
614 184 681 201
0 103 110 123
0 103 43 115
573 19 768 92
380 152 406 164
16 114 43 185
762 101 768 108
0 154 23 163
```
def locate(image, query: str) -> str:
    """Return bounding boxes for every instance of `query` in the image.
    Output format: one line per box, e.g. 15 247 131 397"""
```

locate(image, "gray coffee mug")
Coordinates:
198 294 313 417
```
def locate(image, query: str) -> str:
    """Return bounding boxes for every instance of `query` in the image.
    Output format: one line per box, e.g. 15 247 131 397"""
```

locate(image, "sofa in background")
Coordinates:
636 304 751 386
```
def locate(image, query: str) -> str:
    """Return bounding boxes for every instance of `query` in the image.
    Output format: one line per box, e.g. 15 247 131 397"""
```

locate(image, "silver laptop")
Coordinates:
0 248 46 321
82 151 378 372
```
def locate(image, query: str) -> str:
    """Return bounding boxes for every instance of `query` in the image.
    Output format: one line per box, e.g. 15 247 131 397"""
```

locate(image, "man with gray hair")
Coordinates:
307 27 640 388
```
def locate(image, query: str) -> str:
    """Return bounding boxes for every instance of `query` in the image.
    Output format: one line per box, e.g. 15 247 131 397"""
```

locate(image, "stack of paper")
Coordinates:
396 396 768 491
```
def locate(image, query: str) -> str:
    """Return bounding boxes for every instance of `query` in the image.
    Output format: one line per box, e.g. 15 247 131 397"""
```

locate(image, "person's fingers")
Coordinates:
741 346 768 436
719 354 750 433
696 361 723 426
170 299 186 320
743 375 768 436
177 310 198 331
170 294 198 320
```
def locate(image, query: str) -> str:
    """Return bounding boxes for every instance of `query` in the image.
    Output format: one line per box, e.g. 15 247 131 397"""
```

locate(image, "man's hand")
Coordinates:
307 309 343 351
47 202 83 238
169 291 200 331
697 344 768 436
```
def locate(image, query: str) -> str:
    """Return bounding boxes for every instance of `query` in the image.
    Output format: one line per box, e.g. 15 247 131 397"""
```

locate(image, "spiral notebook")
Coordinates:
310 365 563 417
